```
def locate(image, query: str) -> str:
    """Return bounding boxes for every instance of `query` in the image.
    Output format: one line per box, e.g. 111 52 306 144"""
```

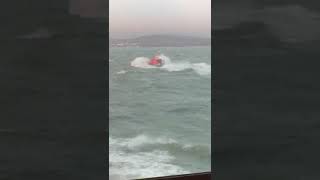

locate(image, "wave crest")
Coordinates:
130 54 211 76
109 134 210 179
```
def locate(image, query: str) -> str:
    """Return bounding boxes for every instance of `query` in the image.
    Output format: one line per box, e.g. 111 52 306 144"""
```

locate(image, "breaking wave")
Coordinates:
109 134 210 180
130 54 211 76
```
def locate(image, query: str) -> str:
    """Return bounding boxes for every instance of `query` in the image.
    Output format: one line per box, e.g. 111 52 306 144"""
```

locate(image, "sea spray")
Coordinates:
130 54 211 76
109 135 189 179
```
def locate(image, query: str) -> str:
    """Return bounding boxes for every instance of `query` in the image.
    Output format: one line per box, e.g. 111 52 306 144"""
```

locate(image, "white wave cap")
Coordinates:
109 135 189 180
130 54 211 76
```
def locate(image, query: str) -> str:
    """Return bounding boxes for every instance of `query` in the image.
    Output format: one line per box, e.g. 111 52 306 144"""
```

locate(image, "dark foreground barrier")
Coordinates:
142 172 211 180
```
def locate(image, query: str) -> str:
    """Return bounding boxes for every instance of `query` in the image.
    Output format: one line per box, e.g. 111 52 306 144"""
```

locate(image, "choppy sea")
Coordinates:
109 46 211 179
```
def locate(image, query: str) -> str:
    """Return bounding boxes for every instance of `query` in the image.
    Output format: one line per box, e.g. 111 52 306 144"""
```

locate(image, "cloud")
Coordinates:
110 0 211 37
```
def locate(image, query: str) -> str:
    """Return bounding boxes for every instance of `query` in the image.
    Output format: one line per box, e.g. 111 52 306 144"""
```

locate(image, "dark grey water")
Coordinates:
109 46 211 179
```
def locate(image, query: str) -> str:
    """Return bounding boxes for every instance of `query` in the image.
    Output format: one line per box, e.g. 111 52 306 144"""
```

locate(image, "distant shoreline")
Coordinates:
110 34 211 47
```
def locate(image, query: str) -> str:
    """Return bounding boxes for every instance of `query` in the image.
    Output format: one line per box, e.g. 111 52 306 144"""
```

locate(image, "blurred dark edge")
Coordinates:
213 0 320 180
0 0 108 179
140 172 211 180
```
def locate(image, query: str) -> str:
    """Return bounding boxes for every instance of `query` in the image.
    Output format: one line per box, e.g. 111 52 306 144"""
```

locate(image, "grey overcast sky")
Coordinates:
110 0 211 38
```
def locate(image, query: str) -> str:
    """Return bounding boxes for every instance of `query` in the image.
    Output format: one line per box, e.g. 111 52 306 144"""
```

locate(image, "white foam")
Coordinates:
109 135 189 180
111 134 177 150
130 57 157 69
191 63 211 76
130 54 211 76
116 70 127 74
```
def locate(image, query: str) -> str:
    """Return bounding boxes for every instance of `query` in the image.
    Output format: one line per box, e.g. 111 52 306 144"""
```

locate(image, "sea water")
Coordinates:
109 46 211 179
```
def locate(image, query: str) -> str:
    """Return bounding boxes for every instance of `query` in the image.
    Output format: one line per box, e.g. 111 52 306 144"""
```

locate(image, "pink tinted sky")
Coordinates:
110 0 211 38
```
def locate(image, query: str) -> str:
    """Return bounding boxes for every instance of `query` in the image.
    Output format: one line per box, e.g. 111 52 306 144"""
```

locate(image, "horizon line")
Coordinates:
110 33 211 40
